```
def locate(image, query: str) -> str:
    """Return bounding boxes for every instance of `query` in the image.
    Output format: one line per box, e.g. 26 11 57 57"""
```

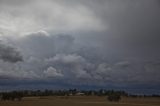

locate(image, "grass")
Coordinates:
0 96 160 106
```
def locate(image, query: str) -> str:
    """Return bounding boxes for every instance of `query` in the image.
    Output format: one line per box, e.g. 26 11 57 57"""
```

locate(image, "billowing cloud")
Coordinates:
0 0 160 91
49 54 85 64
16 31 75 58
46 54 92 80
0 0 106 38
0 41 22 62
44 67 63 78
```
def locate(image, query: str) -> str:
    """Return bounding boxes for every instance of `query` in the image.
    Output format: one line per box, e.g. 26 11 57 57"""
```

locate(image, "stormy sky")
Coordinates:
0 0 160 93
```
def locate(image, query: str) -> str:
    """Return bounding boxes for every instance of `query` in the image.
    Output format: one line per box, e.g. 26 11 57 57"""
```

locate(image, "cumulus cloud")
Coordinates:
46 54 91 80
44 67 63 78
0 30 159 85
17 31 75 57
0 59 38 79
0 0 160 89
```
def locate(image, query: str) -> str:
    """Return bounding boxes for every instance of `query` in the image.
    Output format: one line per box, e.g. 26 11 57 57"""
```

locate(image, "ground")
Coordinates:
0 96 160 106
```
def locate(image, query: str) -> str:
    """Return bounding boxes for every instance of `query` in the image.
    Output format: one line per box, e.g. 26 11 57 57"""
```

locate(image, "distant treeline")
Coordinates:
0 89 160 101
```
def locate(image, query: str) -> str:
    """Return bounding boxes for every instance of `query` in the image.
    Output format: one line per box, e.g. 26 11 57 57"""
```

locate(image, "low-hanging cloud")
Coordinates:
0 41 23 62
43 66 63 78
0 0 160 89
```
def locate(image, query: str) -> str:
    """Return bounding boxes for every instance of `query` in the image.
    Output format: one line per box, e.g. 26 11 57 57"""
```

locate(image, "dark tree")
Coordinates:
107 92 121 102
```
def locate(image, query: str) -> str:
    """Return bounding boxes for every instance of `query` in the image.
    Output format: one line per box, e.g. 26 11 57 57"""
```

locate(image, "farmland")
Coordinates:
0 96 160 106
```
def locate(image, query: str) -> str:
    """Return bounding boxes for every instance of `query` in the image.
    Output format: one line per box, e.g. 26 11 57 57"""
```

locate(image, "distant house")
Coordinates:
75 92 85 96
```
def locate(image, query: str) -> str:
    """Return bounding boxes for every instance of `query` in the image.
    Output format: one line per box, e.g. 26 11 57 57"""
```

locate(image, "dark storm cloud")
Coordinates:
10 31 160 85
17 31 75 57
0 0 160 89
90 0 160 54
72 0 160 65
0 41 22 62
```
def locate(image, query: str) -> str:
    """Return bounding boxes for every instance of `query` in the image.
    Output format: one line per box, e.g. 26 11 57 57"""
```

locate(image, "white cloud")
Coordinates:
25 30 49 37
50 54 85 64
0 0 106 38
44 66 63 78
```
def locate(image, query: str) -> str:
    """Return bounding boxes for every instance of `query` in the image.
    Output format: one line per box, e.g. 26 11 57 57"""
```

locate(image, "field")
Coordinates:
0 96 160 106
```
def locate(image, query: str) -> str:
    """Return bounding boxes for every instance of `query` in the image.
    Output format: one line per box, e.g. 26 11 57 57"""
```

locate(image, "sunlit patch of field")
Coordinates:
0 96 160 106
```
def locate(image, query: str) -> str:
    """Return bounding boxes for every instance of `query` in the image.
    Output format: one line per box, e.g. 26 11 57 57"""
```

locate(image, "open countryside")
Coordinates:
0 96 160 106
0 0 160 106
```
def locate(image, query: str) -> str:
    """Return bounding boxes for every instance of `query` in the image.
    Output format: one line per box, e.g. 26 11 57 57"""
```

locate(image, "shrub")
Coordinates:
107 93 121 102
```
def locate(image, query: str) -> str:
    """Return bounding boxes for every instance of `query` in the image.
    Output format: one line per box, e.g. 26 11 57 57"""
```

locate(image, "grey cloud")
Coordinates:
0 60 37 79
75 0 160 59
91 60 160 84
17 31 75 58
0 0 105 38
143 61 160 83
0 0 160 88
43 66 63 78
115 61 130 68
3 30 159 85
0 41 23 62
46 54 91 80
0 0 32 6
50 54 85 64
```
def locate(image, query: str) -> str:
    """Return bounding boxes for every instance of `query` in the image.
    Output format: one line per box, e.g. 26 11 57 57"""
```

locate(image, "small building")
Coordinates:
75 92 85 96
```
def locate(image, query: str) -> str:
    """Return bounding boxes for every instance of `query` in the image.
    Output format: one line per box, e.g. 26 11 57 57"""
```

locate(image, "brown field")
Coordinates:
0 96 160 106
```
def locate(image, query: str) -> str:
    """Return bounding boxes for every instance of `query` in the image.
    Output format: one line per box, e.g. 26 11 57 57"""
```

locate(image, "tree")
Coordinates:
107 93 121 102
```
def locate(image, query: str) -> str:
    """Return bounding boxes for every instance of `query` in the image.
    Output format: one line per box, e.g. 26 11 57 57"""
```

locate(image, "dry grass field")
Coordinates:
0 96 160 106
